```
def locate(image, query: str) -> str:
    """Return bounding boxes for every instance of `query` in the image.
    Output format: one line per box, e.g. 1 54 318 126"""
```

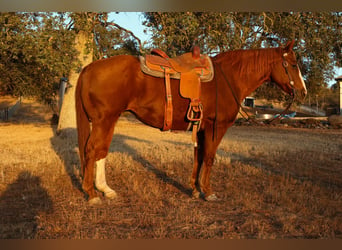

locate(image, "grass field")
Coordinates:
0 99 341 239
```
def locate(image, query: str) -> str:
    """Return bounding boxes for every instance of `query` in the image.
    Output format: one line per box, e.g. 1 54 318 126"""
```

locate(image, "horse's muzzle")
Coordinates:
301 89 307 100
296 88 307 102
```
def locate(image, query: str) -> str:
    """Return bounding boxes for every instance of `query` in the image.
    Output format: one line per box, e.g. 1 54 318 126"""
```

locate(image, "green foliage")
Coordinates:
0 12 140 107
0 12 78 106
143 12 342 101
1 12 340 107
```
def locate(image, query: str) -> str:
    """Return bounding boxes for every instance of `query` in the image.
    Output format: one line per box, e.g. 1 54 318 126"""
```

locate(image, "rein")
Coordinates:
216 62 255 122
266 55 296 123
216 56 296 124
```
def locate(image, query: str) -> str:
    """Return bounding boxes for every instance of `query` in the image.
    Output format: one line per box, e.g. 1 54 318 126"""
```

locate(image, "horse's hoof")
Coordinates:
88 197 102 205
192 190 201 199
205 194 218 201
105 190 117 199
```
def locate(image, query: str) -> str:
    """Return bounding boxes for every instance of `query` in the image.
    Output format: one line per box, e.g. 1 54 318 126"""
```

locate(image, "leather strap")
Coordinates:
188 99 203 147
163 68 173 131
192 123 199 147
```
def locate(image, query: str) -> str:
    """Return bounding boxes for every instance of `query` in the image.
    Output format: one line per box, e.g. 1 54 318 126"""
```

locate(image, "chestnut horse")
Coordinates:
76 40 307 205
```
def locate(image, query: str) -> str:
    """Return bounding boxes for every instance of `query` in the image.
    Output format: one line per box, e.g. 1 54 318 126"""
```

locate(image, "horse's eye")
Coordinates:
292 64 297 69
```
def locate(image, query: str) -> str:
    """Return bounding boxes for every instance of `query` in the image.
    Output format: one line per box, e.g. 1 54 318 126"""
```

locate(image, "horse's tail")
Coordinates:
75 71 90 176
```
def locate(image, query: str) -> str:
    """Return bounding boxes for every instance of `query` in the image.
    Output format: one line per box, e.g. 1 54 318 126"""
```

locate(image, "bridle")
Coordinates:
261 53 298 123
216 52 298 124
282 52 296 97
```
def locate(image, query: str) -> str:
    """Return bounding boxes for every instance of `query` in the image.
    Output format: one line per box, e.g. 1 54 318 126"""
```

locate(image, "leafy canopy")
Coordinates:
1 12 341 106
0 12 139 106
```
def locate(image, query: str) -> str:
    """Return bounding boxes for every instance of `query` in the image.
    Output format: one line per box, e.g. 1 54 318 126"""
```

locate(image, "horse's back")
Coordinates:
81 55 140 88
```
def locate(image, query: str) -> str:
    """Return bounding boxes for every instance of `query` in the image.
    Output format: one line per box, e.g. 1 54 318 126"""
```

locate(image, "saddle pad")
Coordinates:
139 56 214 82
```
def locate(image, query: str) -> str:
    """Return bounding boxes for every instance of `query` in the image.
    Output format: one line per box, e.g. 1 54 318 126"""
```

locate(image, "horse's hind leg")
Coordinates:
83 116 118 204
95 158 117 199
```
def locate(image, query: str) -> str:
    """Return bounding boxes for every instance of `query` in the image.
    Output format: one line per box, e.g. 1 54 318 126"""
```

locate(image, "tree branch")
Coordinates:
105 21 143 54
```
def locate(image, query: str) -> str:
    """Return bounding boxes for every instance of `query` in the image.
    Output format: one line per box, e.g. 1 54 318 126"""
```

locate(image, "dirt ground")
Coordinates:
0 99 341 239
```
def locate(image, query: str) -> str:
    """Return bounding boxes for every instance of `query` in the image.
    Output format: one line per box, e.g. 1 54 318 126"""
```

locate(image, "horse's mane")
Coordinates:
213 47 283 78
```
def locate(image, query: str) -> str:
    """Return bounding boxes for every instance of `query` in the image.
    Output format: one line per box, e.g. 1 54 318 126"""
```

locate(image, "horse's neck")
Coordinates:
217 48 281 101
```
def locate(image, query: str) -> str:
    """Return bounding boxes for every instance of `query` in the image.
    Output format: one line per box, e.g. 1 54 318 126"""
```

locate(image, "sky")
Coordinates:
109 12 151 43
110 12 342 86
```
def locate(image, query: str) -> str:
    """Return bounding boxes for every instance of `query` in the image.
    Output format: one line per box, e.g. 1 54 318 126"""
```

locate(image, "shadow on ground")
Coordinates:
0 171 53 239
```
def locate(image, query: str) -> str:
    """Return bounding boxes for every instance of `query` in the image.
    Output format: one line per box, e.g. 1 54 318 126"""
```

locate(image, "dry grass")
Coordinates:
0 99 341 239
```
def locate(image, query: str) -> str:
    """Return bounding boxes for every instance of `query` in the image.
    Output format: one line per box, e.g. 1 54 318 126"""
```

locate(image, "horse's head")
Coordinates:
270 40 307 101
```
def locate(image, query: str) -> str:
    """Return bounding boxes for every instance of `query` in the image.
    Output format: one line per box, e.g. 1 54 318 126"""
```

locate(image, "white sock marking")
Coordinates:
95 158 117 198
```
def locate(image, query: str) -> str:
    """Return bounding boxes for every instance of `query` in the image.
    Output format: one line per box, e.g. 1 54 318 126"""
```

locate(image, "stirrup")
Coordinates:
187 100 203 123
187 101 203 148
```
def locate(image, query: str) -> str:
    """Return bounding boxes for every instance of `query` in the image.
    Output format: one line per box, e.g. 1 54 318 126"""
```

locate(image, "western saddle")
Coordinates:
140 46 214 146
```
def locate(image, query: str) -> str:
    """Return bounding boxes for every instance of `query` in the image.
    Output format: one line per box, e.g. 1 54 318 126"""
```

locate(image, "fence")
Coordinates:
0 98 21 121
298 105 326 116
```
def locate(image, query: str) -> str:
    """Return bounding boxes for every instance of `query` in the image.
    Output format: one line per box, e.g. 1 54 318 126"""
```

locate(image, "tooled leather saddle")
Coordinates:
139 46 214 145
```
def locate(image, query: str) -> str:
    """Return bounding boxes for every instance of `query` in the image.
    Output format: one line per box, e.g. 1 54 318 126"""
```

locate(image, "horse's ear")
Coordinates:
284 40 295 52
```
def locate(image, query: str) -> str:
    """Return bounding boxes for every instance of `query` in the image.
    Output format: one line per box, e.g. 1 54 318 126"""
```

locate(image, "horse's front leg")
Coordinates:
198 124 228 201
190 146 201 198
190 131 204 198
199 153 217 201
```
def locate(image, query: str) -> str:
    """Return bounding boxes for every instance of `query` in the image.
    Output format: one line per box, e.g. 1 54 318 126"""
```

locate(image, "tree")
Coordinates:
0 12 142 111
56 12 143 132
56 30 93 132
143 12 342 101
56 13 94 132
0 12 78 107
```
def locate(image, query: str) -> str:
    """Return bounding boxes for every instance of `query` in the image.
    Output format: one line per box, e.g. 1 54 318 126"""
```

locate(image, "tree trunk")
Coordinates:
56 31 92 134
